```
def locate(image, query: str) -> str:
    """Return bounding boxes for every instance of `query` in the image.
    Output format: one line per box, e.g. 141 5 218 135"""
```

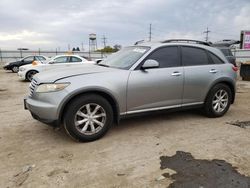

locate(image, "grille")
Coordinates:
29 79 38 97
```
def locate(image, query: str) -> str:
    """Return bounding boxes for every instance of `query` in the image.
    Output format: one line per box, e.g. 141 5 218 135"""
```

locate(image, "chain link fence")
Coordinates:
0 49 111 65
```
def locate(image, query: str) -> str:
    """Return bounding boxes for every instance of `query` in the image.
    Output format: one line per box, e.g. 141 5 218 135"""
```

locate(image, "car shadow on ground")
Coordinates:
39 108 203 143
114 108 203 131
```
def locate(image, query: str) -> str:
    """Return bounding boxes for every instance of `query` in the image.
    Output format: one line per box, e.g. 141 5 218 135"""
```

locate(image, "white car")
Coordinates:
18 55 94 81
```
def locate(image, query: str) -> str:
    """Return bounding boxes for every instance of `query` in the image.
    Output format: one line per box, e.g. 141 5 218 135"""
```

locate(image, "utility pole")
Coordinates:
149 23 152 42
203 27 211 42
81 42 84 51
68 44 70 51
0 48 2 62
102 35 107 48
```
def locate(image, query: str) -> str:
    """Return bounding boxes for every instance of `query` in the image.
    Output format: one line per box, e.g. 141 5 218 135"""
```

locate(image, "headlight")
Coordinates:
36 83 70 93
19 67 26 71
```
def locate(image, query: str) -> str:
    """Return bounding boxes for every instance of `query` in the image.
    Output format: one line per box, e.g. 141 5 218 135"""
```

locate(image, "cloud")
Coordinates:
0 0 249 50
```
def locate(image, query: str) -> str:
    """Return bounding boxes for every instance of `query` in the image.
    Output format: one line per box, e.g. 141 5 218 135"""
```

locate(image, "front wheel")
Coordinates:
26 70 38 81
11 66 19 73
63 94 113 142
204 84 232 118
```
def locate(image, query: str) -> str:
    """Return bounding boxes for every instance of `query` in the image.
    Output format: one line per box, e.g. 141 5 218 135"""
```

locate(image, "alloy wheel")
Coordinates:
74 103 106 135
212 89 229 113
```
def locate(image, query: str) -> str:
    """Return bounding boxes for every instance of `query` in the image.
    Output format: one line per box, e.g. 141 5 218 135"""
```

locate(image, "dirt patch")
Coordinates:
1 70 250 187
160 151 250 188
227 121 250 128
47 168 69 177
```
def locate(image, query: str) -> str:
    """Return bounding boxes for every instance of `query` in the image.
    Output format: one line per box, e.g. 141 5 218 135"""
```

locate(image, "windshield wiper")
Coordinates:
97 63 110 67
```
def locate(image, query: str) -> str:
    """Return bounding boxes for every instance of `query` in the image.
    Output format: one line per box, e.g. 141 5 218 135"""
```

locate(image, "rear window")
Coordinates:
220 49 233 56
209 53 224 64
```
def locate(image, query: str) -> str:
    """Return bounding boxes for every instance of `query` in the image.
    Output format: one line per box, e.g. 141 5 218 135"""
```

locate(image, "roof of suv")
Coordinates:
134 39 229 64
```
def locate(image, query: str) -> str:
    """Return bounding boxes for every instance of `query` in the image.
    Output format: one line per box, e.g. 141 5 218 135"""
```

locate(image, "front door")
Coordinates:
127 46 184 113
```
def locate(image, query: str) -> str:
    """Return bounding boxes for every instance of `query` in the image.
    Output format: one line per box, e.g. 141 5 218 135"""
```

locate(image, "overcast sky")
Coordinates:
0 0 249 50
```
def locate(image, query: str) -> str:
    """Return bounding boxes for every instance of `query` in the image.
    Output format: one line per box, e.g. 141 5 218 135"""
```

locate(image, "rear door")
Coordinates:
181 46 224 105
127 46 184 113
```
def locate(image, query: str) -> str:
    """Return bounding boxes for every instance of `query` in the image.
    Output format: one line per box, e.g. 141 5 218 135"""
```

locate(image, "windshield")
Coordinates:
98 46 150 69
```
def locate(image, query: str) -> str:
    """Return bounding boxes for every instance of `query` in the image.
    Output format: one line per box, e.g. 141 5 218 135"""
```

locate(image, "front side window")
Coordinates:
182 47 210 66
53 56 69 63
145 46 179 68
98 46 150 69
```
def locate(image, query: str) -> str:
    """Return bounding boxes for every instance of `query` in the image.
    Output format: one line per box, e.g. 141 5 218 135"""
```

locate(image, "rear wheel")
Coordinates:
63 94 113 142
204 84 232 117
11 66 19 73
26 70 38 81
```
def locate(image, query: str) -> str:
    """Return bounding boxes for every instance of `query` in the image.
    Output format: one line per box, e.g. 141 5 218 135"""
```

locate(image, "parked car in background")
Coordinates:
24 39 237 142
18 55 95 81
211 40 239 66
3 55 48 73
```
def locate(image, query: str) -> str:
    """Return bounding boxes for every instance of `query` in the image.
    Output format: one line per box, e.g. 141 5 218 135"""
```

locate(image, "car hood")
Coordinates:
34 64 116 83
7 61 19 65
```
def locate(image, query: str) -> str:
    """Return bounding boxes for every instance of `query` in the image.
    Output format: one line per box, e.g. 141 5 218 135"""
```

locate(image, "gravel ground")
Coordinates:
0 69 250 188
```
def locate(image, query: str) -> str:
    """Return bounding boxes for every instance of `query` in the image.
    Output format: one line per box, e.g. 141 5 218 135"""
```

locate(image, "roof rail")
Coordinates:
162 39 212 46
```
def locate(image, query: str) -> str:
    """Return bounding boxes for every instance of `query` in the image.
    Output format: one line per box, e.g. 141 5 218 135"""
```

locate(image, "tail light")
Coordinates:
232 66 238 72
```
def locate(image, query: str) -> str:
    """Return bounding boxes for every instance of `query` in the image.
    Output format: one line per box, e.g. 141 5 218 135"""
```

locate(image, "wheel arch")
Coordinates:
58 89 120 125
205 78 236 104
25 69 39 80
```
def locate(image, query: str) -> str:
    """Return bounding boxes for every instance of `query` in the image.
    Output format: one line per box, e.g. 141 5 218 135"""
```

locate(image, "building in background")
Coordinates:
240 30 250 49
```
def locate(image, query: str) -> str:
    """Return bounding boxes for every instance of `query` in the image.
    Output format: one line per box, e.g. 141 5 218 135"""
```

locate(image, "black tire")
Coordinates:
63 94 113 142
204 84 232 118
26 70 38 81
11 66 19 73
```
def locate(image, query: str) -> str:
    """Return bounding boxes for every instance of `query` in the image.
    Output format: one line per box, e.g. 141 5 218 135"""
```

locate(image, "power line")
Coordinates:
149 23 152 41
203 27 211 42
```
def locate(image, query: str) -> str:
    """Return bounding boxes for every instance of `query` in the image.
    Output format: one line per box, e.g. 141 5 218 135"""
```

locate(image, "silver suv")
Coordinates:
24 40 237 142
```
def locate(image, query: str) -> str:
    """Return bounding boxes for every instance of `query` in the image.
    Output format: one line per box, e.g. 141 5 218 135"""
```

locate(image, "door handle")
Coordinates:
209 69 218 73
171 72 182 76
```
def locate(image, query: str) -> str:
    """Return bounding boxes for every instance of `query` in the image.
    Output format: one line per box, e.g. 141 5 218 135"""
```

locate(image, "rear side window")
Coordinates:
23 56 35 61
220 49 233 56
182 47 210 66
209 53 224 64
71 57 82 62
146 46 180 68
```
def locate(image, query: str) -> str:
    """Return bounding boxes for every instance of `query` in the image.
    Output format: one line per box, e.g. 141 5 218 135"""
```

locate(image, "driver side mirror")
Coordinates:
48 61 55 64
141 59 159 70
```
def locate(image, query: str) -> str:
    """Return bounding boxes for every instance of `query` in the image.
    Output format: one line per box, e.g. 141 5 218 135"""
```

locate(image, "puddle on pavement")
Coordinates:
160 151 250 188
227 121 250 129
